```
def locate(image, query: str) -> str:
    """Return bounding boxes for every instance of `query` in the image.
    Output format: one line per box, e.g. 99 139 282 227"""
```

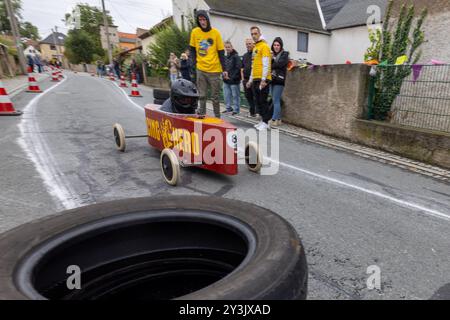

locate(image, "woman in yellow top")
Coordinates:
189 10 227 118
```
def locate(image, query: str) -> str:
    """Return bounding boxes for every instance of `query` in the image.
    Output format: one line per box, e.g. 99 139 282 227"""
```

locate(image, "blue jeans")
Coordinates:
170 73 178 83
271 84 284 120
223 83 240 113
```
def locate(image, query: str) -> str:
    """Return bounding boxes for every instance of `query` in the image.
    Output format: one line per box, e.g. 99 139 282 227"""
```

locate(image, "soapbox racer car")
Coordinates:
113 104 262 186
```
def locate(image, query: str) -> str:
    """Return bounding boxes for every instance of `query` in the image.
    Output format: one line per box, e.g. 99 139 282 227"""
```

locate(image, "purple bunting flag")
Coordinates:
412 64 424 83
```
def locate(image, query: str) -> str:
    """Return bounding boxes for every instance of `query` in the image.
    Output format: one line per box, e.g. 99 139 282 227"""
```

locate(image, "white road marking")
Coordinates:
98 77 145 113
268 156 450 222
17 75 81 210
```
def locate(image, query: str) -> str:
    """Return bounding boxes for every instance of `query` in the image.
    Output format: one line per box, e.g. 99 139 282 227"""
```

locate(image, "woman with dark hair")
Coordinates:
270 37 290 127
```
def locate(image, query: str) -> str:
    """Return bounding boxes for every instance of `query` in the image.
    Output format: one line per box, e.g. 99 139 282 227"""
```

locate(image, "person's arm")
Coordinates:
216 32 226 73
261 45 271 84
190 46 197 67
219 50 226 72
189 30 197 69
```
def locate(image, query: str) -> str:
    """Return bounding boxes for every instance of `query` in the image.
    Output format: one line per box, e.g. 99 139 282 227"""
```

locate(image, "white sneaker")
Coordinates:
256 122 269 131
254 121 262 128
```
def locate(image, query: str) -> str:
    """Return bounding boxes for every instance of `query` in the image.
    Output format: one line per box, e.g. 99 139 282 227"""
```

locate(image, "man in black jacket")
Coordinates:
241 38 256 117
222 41 242 115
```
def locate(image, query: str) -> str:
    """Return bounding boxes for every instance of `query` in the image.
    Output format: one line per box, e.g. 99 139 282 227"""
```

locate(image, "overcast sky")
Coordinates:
22 0 173 39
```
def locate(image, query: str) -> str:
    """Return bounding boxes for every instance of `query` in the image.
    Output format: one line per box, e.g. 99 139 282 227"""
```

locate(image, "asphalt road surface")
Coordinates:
1 72 449 300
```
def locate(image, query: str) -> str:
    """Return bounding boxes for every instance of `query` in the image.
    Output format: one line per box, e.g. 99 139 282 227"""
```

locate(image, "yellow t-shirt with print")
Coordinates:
251 40 272 81
190 27 224 73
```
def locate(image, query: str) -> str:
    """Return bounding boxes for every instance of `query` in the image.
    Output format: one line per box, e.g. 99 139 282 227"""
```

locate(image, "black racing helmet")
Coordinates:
170 79 199 114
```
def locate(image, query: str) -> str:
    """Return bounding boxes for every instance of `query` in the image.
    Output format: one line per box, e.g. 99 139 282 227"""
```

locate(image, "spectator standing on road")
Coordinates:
222 41 242 115
241 38 256 118
168 53 180 83
113 58 121 79
185 49 196 82
246 26 272 131
269 37 290 127
33 55 43 73
26 54 34 73
180 52 191 81
189 10 227 118
130 58 140 83
96 60 103 77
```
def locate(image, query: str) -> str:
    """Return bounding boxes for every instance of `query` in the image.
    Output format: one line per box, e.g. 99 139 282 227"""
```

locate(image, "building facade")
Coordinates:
172 0 387 65
118 32 137 51
100 25 120 51
39 32 68 68
138 17 173 55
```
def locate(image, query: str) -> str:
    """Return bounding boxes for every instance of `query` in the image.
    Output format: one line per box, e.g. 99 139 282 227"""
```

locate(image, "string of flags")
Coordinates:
362 56 449 83
286 56 448 83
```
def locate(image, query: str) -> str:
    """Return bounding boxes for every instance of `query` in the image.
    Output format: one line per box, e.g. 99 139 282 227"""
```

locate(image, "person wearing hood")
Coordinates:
269 37 290 127
222 41 242 115
246 26 272 131
189 10 227 118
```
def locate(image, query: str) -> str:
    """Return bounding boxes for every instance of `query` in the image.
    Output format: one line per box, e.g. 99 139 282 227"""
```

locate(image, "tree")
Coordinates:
369 0 428 120
64 29 96 64
64 3 114 58
0 0 22 34
147 21 192 76
20 21 39 40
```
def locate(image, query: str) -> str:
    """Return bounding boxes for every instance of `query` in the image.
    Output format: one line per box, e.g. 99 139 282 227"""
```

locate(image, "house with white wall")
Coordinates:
138 16 173 55
172 0 388 65
23 45 41 58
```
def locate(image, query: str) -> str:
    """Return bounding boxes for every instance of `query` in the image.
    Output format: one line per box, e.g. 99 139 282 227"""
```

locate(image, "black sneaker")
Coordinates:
232 111 239 116
222 109 232 114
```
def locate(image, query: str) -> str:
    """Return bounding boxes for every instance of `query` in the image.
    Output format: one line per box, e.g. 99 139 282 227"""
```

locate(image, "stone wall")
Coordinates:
70 64 96 73
391 0 450 64
145 76 170 89
282 63 450 169
283 64 370 139
353 120 450 169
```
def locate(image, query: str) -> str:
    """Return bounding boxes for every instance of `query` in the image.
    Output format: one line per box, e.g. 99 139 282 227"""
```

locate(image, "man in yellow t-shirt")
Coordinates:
189 10 227 118
246 26 272 131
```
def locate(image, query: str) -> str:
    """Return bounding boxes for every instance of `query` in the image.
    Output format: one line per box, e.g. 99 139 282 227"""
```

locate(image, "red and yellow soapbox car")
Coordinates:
113 104 262 186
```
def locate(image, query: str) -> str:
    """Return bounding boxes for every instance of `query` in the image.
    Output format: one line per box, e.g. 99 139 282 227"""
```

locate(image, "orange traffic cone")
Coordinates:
129 73 142 97
0 81 22 116
58 70 64 80
109 72 115 81
51 70 59 82
119 74 127 87
26 74 43 93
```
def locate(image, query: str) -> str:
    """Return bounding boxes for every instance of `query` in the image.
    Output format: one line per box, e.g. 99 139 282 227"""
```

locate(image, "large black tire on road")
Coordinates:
0 196 308 300
153 88 170 100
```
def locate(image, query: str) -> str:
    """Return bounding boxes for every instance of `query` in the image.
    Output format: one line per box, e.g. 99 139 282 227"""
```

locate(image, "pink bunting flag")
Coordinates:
430 59 446 65
411 65 424 83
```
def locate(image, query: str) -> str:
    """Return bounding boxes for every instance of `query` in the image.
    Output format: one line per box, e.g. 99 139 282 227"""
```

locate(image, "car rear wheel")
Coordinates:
245 142 262 173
